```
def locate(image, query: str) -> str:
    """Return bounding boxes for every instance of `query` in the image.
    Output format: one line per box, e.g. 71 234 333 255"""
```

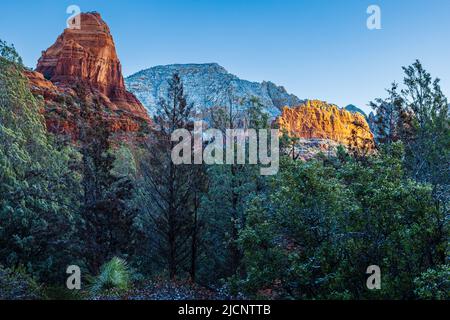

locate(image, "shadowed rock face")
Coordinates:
36 12 148 119
278 100 374 148
27 12 150 140
25 69 150 141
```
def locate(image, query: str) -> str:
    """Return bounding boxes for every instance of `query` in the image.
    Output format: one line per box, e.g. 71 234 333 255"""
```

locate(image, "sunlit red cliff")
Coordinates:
277 100 374 155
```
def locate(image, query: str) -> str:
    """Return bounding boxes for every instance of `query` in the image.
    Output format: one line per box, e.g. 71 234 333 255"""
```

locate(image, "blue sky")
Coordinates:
1 0 449 113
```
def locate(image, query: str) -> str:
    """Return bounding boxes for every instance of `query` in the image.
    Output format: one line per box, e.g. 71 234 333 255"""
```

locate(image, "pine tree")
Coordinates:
370 83 406 144
371 60 449 218
137 73 197 279
78 97 136 273
199 95 268 281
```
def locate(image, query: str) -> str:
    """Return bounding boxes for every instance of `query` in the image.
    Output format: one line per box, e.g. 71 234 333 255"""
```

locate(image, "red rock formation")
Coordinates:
25 70 67 99
25 70 148 140
278 100 374 148
26 12 150 140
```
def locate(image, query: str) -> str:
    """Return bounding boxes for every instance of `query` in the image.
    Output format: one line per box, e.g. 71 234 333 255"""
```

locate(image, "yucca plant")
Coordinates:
89 257 131 296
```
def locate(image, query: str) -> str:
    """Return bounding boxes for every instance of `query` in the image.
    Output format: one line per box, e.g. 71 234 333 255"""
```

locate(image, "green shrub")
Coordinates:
414 265 450 300
89 257 131 296
0 265 43 300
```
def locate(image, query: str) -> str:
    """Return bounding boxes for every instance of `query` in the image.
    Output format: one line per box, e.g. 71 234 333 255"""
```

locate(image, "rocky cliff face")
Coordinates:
26 69 149 139
125 63 303 118
27 12 150 140
278 100 374 155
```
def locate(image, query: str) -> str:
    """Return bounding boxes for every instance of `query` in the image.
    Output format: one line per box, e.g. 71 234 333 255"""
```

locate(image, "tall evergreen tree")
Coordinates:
136 73 197 279
371 61 449 242
78 94 136 273
198 96 269 282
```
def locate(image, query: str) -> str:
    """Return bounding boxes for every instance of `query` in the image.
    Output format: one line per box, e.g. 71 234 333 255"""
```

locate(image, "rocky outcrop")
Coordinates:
27 12 150 140
345 104 368 119
125 63 303 118
25 69 66 100
278 100 374 149
25 70 149 140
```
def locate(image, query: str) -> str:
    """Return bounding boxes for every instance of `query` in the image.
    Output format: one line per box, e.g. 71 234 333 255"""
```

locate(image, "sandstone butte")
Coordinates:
277 100 375 149
25 12 151 140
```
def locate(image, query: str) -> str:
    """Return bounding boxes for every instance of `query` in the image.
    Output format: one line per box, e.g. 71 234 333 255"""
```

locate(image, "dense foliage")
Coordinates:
0 44 82 283
0 41 448 300
238 144 446 299
0 265 43 300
